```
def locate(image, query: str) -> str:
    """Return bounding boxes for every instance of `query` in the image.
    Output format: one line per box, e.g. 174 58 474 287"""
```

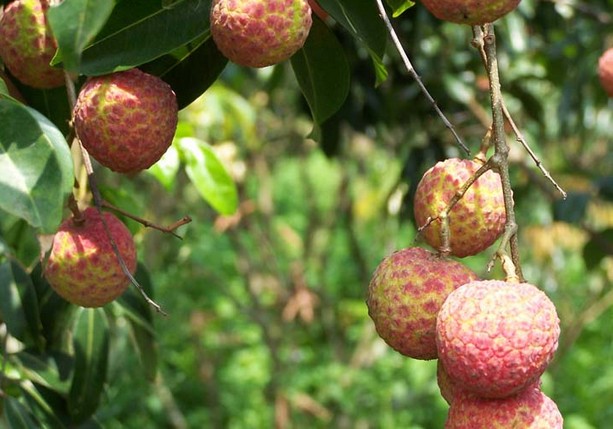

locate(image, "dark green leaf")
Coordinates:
317 0 388 84
582 229 613 270
19 382 70 428
68 308 110 423
178 137 239 215
79 0 212 75
8 83 72 136
142 37 228 110
47 0 115 73
552 192 590 224
4 397 39 429
596 176 613 201
0 259 44 348
291 18 350 124
116 263 157 381
13 352 71 393
0 100 73 234
385 0 415 17
30 263 77 353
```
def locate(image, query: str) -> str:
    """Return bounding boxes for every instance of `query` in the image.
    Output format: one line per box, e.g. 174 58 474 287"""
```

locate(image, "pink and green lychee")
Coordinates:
413 158 506 258
420 0 521 26
44 208 137 308
445 386 563 428
367 247 479 360
0 0 64 88
73 69 178 174
210 0 312 68
436 280 560 399
598 47 613 97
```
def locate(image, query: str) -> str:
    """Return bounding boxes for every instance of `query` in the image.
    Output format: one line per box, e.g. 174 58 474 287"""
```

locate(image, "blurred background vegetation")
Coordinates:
15 0 612 427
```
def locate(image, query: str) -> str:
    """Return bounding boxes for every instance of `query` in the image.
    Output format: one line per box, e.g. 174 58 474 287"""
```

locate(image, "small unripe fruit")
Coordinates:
367 247 479 360
598 48 613 97
0 0 64 88
45 208 137 307
436 280 560 398
210 0 312 68
414 158 506 258
445 386 563 428
73 69 178 174
420 0 521 26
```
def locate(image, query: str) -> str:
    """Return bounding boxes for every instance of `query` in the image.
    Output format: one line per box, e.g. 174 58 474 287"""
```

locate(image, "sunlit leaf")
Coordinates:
47 0 115 73
0 100 73 233
177 137 238 215
385 0 415 17
147 145 180 191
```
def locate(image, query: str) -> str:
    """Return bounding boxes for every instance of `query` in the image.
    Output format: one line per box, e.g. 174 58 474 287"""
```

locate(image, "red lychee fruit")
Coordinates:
598 47 613 97
73 69 178 174
210 0 312 68
366 247 479 360
419 0 521 26
445 386 563 428
0 0 64 89
436 280 560 399
44 208 137 308
413 158 506 258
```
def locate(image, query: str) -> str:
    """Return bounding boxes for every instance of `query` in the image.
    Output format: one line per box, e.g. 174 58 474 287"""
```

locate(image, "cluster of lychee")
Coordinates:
367 158 563 427
0 0 318 308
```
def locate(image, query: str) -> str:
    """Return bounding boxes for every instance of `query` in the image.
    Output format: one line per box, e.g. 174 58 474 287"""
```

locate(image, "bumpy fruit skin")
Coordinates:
0 0 64 88
420 0 521 26
436 280 560 398
598 48 613 97
414 158 505 258
210 0 312 68
445 386 563 428
45 208 137 308
73 69 178 174
366 247 479 360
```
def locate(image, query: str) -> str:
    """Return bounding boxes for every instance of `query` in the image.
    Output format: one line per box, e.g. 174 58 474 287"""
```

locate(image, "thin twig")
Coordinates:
101 200 191 239
478 24 524 282
374 0 470 155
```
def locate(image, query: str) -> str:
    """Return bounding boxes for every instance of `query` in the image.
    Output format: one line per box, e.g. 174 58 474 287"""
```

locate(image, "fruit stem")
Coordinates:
374 0 470 155
101 201 192 239
477 24 524 282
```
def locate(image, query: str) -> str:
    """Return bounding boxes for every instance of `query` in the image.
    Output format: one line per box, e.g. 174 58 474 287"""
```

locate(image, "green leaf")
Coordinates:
291 18 350 125
0 100 73 234
177 137 238 215
0 259 44 348
385 0 415 17
68 308 110 423
79 0 212 75
317 0 388 84
142 37 228 110
13 352 71 394
582 229 613 270
47 0 115 73
30 263 77 353
9 84 72 136
4 397 39 429
116 263 158 381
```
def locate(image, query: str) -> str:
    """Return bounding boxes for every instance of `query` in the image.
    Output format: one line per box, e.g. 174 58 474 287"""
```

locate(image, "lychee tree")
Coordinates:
1 0 612 427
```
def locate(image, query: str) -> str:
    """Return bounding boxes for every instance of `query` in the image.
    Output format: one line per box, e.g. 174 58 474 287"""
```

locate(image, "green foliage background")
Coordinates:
1 0 612 428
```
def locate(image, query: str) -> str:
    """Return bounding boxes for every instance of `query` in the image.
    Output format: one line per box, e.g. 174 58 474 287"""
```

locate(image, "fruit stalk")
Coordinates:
478 24 524 282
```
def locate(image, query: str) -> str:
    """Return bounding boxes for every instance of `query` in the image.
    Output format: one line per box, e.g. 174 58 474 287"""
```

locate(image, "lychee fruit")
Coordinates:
210 0 312 68
598 47 613 97
44 207 137 308
413 158 506 258
445 386 563 428
366 247 479 360
73 69 178 174
436 280 560 399
0 0 64 88
419 0 521 26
